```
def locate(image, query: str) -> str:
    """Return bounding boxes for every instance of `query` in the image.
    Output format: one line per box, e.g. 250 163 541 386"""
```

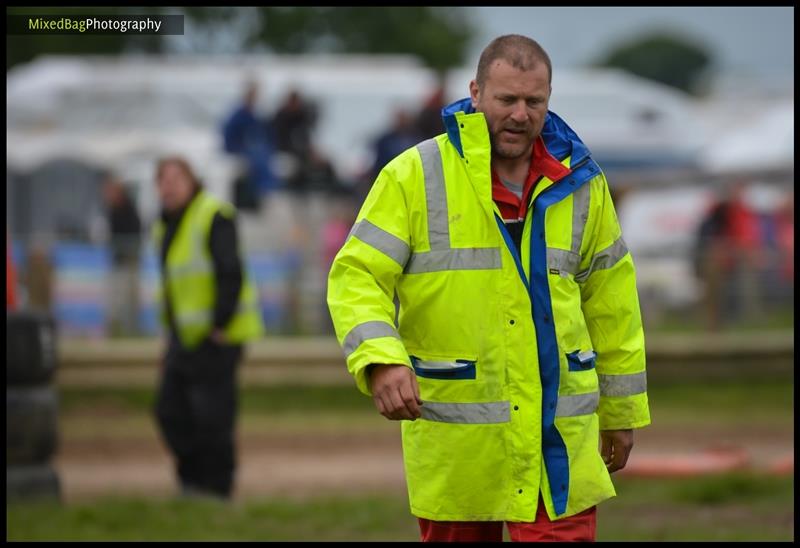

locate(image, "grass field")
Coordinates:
58 375 793 419
57 376 794 435
649 306 794 334
6 473 794 541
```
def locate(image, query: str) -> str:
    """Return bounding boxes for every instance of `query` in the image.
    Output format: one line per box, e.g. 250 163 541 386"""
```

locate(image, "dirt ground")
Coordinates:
54 418 792 503
54 340 795 502
55 428 407 502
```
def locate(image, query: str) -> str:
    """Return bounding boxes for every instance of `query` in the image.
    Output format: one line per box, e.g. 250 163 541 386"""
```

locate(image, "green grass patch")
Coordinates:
600 473 795 541
60 378 793 428
58 384 388 440
7 473 793 541
57 378 792 442
60 410 394 441
6 494 419 541
58 384 392 440
646 378 793 427
60 384 375 415
647 307 794 334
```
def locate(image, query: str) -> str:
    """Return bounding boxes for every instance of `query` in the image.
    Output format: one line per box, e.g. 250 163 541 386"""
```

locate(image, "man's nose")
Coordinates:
509 101 528 123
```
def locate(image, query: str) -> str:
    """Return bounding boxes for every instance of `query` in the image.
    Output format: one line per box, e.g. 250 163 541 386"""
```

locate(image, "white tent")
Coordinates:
699 100 794 175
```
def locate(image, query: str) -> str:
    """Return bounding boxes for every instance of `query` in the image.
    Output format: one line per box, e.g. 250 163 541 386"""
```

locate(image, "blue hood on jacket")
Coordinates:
441 97 591 166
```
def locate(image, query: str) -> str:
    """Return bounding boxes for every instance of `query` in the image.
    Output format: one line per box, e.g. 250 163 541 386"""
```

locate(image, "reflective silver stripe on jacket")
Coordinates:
556 392 600 417
571 182 591 255
547 248 581 276
406 248 501 273
413 359 470 370
405 139 501 274
418 138 450 250
574 236 629 283
420 401 510 424
349 219 410 268
599 371 647 397
343 321 402 357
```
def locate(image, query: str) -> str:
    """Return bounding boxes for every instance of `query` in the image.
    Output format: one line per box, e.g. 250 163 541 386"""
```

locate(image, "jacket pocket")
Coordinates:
566 350 597 372
411 356 477 380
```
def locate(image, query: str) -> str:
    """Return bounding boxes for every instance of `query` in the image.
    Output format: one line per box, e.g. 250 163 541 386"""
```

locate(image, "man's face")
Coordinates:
102 180 121 206
469 59 551 161
157 163 195 212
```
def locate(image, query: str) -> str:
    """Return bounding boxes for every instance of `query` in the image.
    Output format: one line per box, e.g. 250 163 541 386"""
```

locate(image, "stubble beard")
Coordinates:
490 130 533 160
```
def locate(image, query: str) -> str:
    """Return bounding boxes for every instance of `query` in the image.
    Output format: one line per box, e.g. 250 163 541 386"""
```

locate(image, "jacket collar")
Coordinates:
441 97 592 167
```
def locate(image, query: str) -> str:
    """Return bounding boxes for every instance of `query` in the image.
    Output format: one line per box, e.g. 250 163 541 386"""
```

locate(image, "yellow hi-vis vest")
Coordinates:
153 190 264 349
327 99 650 522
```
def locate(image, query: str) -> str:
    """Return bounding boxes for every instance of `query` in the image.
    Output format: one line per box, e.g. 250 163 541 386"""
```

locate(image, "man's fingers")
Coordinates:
607 449 622 473
614 439 633 472
600 434 613 466
398 382 421 419
377 390 400 420
373 393 388 418
607 437 633 473
388 388 413 420
369 365 423 421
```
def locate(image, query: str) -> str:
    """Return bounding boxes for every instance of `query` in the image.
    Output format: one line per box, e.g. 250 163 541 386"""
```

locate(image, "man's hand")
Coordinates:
209 328 227 345
368 364 422 421
600 429 634 473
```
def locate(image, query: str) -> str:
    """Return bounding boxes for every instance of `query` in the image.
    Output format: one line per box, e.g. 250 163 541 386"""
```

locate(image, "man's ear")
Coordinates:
469 79 480 109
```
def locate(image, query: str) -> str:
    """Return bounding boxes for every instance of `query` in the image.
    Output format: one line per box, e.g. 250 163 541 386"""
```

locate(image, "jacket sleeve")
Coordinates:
327 165 412 396
578 172 650 430
208 212 243 331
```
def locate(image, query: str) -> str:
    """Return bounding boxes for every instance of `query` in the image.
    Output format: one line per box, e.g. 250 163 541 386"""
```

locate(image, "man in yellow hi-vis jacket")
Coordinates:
327 34 650 542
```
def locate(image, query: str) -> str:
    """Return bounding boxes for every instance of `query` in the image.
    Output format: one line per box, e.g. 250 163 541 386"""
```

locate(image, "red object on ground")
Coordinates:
418 494 596 542
620 448 751 478
767 454 794 476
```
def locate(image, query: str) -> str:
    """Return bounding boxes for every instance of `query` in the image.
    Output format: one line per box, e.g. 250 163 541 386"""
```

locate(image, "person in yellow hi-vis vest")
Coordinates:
327 35 650 542
152 156 264 500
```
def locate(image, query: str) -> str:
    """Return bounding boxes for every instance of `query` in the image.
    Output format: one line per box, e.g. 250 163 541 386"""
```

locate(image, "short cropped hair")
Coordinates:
476 34 552 88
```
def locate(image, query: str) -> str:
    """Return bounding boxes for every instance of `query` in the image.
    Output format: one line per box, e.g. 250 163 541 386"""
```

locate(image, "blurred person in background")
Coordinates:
414 83 447 140
272 88 317 187
23 236 53 314
370 109 420 179
759 192 794 309
725 182 764 322
286 144 346 195
693 196 733 331
358 109 420 201
7 233 17 310
773 195 793 287
322 195 358 273
328 34 649 542
102 175 142 337
222 81 279 204
321 195 359 335
152 156 265 500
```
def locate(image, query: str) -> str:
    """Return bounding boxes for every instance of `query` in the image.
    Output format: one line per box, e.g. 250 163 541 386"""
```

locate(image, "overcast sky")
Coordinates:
467 7 793 79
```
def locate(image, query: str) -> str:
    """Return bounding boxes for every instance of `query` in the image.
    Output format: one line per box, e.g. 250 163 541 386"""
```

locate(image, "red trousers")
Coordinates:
418 495 596 542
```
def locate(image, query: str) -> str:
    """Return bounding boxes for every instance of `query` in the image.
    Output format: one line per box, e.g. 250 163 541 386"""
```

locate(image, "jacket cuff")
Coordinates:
346 337 412 396
598 392 651 430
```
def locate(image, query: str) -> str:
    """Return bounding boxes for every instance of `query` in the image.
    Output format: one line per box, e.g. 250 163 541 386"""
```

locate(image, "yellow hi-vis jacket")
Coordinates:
153 190 264 350
327 98 650 522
